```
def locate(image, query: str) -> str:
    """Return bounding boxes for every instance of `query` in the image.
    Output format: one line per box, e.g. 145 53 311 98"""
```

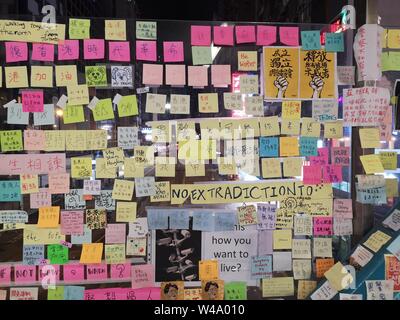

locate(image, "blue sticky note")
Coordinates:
387 235 400 258
23 245 44 265
325 32 344 52
64 286 85 300
251 255 272 280
147 209 169 229
33 104 55 126
7 103 29 125
299 137 318 156
168 209 190 229
259 137 279 157
214 211 236 231
71 225 92 244
0 180 21 202
301 30 321 50
192 210 214 231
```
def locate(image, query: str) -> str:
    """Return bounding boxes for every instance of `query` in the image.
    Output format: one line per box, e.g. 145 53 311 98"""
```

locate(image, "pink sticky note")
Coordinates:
110 263 131 280
191 25 211 46
165 64 186 86
142 63 163 85
313 217 333 236
333 199 353 219
131 264 155 289
30 188 52 209
309 147 329 166
5 42 28 63
105 224 126 244
22 90 44 113
211 64 231 87
109 41 131 62
31 43 54 62
235 25 256 44
0 265 11 285
279 26 299 46
14 265 36 284
213 26 234 46
61 210 84 235
24 130 45 151
257 25 277 45
188 65 208 87
84 287 160 300
322 165 343 183
39 264 60 281
58 40 80 60
0 154 66 175
49 172 70 194
63 264 85 283
83 39 105 60
163 41 184 62
86 264 108 281
136 40 157 61
303 165 322 185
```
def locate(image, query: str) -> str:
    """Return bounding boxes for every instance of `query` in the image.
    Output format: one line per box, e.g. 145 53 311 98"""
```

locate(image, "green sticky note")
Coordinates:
192 46 212 65
388 52 400 71
136 21 157 40
47 244 69 265
63 105 85 124
225 282 247 300
325 32 344 52
69 18 91 39
93 98 114 121
85 66 108 87
48 286 65 300
381 52 391 71
0 130 23 152
117 95 138 117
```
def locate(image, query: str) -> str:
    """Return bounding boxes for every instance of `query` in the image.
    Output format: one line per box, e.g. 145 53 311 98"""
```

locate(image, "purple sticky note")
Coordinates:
279 26 299 46
213 26 234 46
58 40 80 60
258 230 273 255
235 25 256 44
211 64 231 87
191 25 212 46
5 42 28 63
165 64 186 86
0 265 11 285
256 25 277 45
136 40 157 61
22 90 44 113
14 265 36 284
32 43 54 62
142 64 163 85
163 41 184 62
63 264 85 283
303 165 322 185
109 41 131 62
110 263 131 280
83 39 105 60
86 264 108 281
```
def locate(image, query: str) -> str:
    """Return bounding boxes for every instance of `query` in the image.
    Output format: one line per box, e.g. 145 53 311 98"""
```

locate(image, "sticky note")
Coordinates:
262 277 294 298
198 93 218 113
69 18 90 39
92 98 114 121
163 41 184 62
111 66 133 87
199 260 219 280
80 243 103 264
279 26 299 46
235 25 256 44
136 21 157 40
63 105 84 124
359 128 381 148
31 66 53 88
213 25 234 46
260 116 280 136
363 230 391 252
7 103 29 125
142 64 163 85
55 65 77 87
262 158 282 178
273 229 292 249
0 130 23 152
300 136 318 156
85 65 107 87
165 65 186 86
31 43 54 62
303 165 322 184
313 238 333 258
325 32 344 52
279 137 299 157
131 265 154 289
301 30 321 50
71 157 92 179
192 46 212 65
105 19 126 40
47 244 69 265
58 40 79 60
136 40 157 61
86 209 107 230
387 29 400 48
259 137 279 157
283 157 303 177
67 84 89 105
5 66 29 88
109 41 130 62
238 51 257 71
105 244 125 264
257 25 277 45
112 179 134 201
360 154 385 174
49 173 70 194
225 282 247 300
211 64 231 87
379 151 397 170
191 25 211 46
117 95 138 117
282 101 301 119
22 90 43 112
38 206 60 228
146 93 166 114
188 65 208 87
239 74 258 94
116 201 137 222
5 42 28 62
83 39 105 60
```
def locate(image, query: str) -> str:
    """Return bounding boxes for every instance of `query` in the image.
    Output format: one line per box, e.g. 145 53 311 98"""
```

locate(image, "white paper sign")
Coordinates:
310 281 338 300
382 209 400 231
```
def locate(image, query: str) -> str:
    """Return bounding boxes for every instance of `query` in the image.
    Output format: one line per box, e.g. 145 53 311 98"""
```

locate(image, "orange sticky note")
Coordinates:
80 243 103 264
38 206 60 228
199 259 219 280
280 137 299 157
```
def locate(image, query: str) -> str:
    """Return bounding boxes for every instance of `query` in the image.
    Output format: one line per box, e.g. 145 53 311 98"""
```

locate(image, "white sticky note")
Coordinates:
3 99 17 109
87 97 100 110
57 95 68 109
113 94 123 105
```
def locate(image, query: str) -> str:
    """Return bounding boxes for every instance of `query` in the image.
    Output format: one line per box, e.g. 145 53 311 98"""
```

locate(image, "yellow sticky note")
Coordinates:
31 66 53 88
176 121 196 142
324 121 343 139
67 84 89 105
199 260 219 280
386 178 399 197
238 51 258 71
178 140 216 161
388 29 400 48
218 157 238 175
116 201 137 222
105 244 125 264
359 128 381 148
239 118 260 138
69 18 90 39
112 179 134 201
324 262 354 291
71 157 92 179
262 277 294 298
273 229 292 249
24 225 65 245
220 119 240 140
95 158 117 179
20 174 39 194
281 119 300 136
297 280 317 299
185 161 206 177
55 65 78 87
199 93 218 113
80 243 103 264
105 20 126 40
379 151 397 170
117 95 138 117
282 101 301 119
280 137 299 157
283 157 303 177
124 158 145 178
262 158 282 178
152 121 170 143
63 105 85 124
103 147 124 169
364 230 391 253
201 119 220 140
360 154 385 174
65 130 87 151
301 118 321 137
150 181 171 202
92 98 114 121
259 116 280 136
44 130 66 151
155 157 176 177
38 206 60 228
5 66 29 88
86 130 108 150
134 146 155 167
313 238 333 257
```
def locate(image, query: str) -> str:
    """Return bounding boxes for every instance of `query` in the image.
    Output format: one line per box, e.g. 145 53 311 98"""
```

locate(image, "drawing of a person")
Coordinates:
163 283 179 300
204 281 219 300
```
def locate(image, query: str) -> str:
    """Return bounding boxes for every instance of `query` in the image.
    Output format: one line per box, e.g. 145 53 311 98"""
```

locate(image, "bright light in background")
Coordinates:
317 140 324 148
56 109 63 117
145 134 152 141
101 124 113 130
165 103 171 110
